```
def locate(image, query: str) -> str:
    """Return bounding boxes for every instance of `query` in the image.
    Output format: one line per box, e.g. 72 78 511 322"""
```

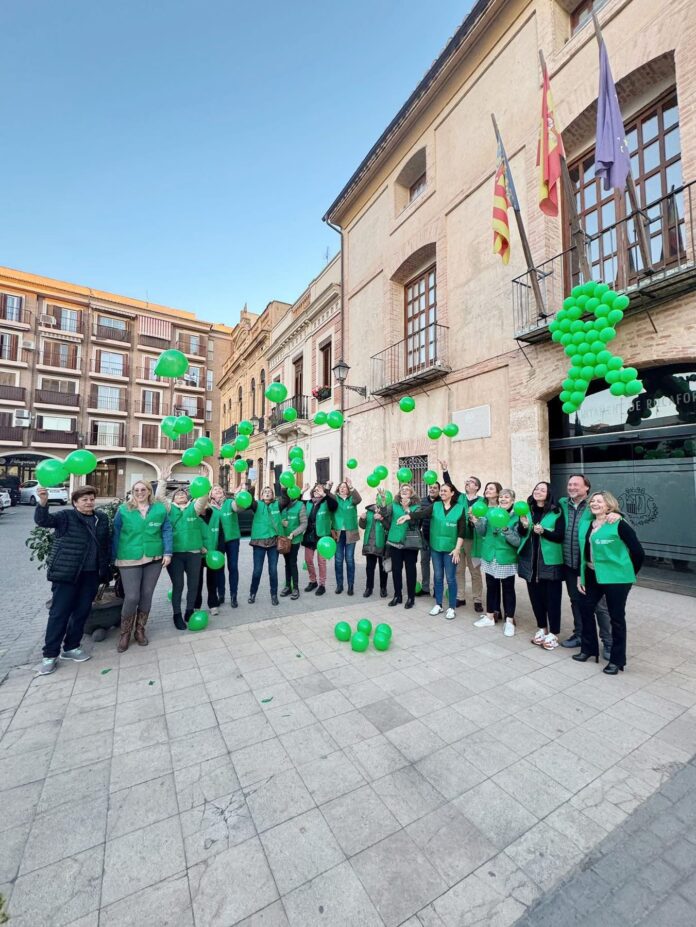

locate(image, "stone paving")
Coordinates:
1 505 696 925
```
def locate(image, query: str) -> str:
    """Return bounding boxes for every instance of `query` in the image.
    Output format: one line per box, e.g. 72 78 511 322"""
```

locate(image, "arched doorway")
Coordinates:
92 455 161 499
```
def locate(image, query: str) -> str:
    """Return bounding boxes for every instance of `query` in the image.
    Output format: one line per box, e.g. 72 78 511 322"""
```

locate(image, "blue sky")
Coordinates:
2 1 471 325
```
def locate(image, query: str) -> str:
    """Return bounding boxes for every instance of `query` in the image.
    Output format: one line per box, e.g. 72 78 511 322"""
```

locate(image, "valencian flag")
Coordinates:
492 139 514 264
537 61 565 216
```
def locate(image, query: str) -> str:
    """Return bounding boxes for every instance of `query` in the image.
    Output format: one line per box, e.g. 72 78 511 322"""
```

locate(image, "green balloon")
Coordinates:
570 321 584 334
564 345 577 358
375 623 392 639
613 294 630 310
399 396 415 413
607 356 624 370
181 447 204 467
594 364 608 378
513 501 530 516
559 390 571 402
279 471 296 488
471 499 488 517
317 535 337 559
576 295 589 308
585 298 600 313
607 309 624 326
621 366 638 383
287 485 302 500
377 490 393 506
423 469 439 485
266 382 288 404
314 411 328 425
625 380 643 396
487 507 510 529
596 350 612 365
206 550 225 570
238 420 254 436
568 366 582 379
235 434 250 452
605 370 621 384
366 473 380 488
570 354 583 367
335 621 352 642
233 458 248 473
574 378 589 390
571 285 584 298
220 444 235 459
580 366 595 381
567 306 583 320
443 423 459 438
560 333 573 346
559 319 572 332
351 631 369 653
346 458 358 469
570 391 585 405
576 343 591 356
397 466 413 483
290 458 306 473
288 446 304 459
327 410 344 429
582 354 597 367
599 327 616 343
562 296 577 310
189 476 211 499
160 415 178 436
167 588 173 602
235 490 253 509
601 290 618 306
188 610 209 632
373 633 390 652
174 415 194 435
374 465 388 480
194 437 214 457
610 381 627 397
64 449 98 476
283 407 298 422
427 426 443 440
562 402 577 414
154 349 189 379
415 581 423 594
595 283 610 297
357 619 373 636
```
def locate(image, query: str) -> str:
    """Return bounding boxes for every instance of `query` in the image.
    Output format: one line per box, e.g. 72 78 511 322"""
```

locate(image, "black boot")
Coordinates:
305 581 318 592
456 598 466 607
380 587 388 598
271 595 279 606
184 609 193 624
363 587 373 598
231 596 238 608
279 587 292 597
405 598 415 609
291 589 300 600
347 585 354 596
388 595 402 607
572 652 598 663
603 663 624 675
335 585 343 594
315 585 326 596
172 612 186 630
248 594 256 604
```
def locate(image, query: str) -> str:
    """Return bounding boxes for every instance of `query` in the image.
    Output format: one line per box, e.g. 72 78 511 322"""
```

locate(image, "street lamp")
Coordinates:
331 358 367 398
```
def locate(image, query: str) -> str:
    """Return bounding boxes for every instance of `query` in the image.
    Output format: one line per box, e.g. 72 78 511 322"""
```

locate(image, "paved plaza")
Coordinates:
1 505 696 925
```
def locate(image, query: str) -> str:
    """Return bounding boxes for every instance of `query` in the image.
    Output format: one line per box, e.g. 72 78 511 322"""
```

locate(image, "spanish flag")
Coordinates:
492 140 512 264
537 61 565 217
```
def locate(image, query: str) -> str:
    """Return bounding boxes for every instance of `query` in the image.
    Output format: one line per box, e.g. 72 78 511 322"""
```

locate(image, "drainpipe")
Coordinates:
323 217 344 477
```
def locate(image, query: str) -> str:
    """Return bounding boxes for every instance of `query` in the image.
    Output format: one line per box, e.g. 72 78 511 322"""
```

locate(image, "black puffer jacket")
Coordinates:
35 505 112 583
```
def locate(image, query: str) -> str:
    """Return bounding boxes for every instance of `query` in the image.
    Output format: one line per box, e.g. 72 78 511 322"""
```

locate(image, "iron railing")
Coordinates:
177 336 206 356
269 395 310 428
40 348 82 370
133 431 161 449
139 333 171 349
137 399 169 416
513 180 696 340
0 303 31 325
88 391 128 412
91 357 129 377
221 423 238 444
0 425 23 441
136 367 164 382
35 389 79 406
0 385 26 402
370 322 450 396
89 424 126 447
93 322 132 343
173 400 204 419
170 432 199 451
33 429 79 445
42 311 83 334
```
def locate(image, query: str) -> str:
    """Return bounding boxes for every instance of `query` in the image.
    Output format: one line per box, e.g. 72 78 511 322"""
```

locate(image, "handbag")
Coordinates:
276 535 292 555
382 556 392 573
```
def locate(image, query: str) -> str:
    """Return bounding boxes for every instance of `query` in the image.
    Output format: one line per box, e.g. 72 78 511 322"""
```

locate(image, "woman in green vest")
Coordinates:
574 491 644 674
472 486 519 637
358 490 391 598
113 479 173 652
301 482 337 596
512 482 566 651
279 489 308 600
384 483 422 608
248 486 282 606
205 484 242 610
155 466 208 630
330 479 362 595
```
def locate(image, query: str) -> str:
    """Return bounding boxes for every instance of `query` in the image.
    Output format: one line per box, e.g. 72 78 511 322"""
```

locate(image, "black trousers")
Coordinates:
564 565 612 644
388 546 419 599
580 570 631 667
365 554 388 592
167 552 202 615
485 573 516 619
527 579 562 634
283 544 300 590
195 564 222 609
43 571 100 658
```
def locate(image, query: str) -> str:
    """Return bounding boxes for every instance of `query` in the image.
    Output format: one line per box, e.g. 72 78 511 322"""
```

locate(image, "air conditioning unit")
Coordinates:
40 314 57 326
13 410 32 428
173 407 186 415
23 340 35 351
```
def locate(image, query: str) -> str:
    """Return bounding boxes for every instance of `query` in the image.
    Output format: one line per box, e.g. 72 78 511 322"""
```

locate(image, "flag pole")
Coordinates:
591 12 653 275
538 50 591 281
491 113 547 317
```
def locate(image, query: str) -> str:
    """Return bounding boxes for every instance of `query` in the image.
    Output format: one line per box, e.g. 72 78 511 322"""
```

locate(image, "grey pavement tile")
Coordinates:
169 726 228 770
260 807 345 894
372 765 445 827
0 746 52 789
663 836 696 873
506 820 586 891
65 686 118 714
20 794 107 875
323 664 367 689
109 741 173 792
373 669 421 697
474 850 543 908
384 718 446 763
282 860 383 927
0 718 61 756
49 729 114 774
0 822 30 883
321 783 401 856
641 894 696 927
415 745 487 801
246 767 315 832
205 673 251 702
350 829 447 927
220 713 275 752
188 835 278 926
525 741 604 792
114 693 165 727
265 699 317 735
360 696 416 733
113 714 169 756
493 757 573 819
432 870 526 927
343 679 393 708
304 689 354 720
212 691 262 723
394 686 447 719
7 844 103 927
452 728 522 777
585 708 657 746
107 773 178 839
162 683 209 714
419 705 480 742
557 727 625 768
7 697 70 730
280 721 339 765
346 733 409 780
322 710 381 748
485 716 551 757
181 788 255 866
245 665 290 689
454 779 538 850
234 651 274 673
0 779 42 832
159 668 204 694
164 701 217 739
544 803 610 853
234 900 290 926
231 737 293 787
115 678 164 705
657 715 696 753
102 815 186 907
297 749 366 806
174 754 239 813
99 873 193 927
292 672 335 700
424 675 475 706
38 759 111 813
117 660 160 685
59 705 116 742
406 802 497 886
625 689 686 721
252 681 301 711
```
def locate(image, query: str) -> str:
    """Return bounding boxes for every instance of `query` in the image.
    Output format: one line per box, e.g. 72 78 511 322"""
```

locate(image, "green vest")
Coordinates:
364 509 386 551
518 510 564 565
251 500 281 540
333 495 358 532
169 502 207 553
480 512 519 565
387 502 419 544
580 520 636 585
209 499 240 543
307 500 332 537
282 500 305 545
117 502 167 559
430 499 468 553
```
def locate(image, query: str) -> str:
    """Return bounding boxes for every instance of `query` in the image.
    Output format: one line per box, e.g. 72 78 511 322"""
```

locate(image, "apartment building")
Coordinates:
324 0 696 593
0 267 232 497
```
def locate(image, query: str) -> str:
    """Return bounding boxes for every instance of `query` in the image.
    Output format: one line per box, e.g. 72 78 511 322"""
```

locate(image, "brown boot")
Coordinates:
117 613 135 653
134 610 149 646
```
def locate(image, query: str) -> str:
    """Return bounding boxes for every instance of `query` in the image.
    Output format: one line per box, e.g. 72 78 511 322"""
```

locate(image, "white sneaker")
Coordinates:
445 608 456 621
429 604 443 616
211 607 219 616
542 633 559 650
503 620 516 637
531 629 546 646
473 615 495 628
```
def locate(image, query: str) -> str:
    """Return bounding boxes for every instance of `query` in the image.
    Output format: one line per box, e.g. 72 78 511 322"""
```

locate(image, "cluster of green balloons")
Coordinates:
334 619 392 652
469 498 529 527
181 435 216 468
160 415 194 439
154 349 189 379
549 282 642 412
366 464 395 488
427 423 459 440
188 609 209 632
36 449 99 487
314 409 344 429
266 382 288 404
399 396 415 413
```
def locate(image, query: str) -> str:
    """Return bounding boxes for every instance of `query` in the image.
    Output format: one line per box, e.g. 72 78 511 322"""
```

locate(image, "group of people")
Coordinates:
35 463 643 679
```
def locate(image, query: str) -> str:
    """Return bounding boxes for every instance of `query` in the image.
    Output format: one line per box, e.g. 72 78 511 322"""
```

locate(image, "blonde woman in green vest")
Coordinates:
359 490 391 597
113 480 173 652
384 484 421 608
574 491 644 674
472 487 519 637
155 466 208 630
279 488 308 600
330 478 362 595
248 486 282 606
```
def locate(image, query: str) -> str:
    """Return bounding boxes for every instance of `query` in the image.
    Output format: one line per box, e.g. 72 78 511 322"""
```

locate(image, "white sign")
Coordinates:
452 405 491 441
248 467 257 480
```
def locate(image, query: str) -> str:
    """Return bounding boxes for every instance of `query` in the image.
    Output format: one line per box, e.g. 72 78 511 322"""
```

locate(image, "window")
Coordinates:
92 421 123 446
206 370 214 392
141 389 161 415
238 385 243 421
97 315 127 339
0 332 19 361
399 454 428 499
46 305 81 333
404 266 437 374
409 173 427 203
206 400 212 422
41 378 76 394
94 385 122 411
140 423 159 448
293 357 304 397
37 414 73 431
183 365 202 386
315 457 330 484
319 342 332 390
395 147 427 213
2 294 23 322
251 378 256 417
260 370 266 415
0 371 16 386
568 92 683 288
177 395 200 417
43 340 78 369
571 0 608 34
98 351 127 376
143 356 159 380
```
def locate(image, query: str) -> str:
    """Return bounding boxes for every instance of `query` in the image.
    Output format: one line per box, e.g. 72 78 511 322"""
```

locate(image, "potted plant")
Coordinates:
26 499 124 642
312 385 332 401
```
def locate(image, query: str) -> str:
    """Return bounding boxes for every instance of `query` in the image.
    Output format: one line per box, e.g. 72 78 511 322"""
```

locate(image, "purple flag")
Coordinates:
595 39 630 192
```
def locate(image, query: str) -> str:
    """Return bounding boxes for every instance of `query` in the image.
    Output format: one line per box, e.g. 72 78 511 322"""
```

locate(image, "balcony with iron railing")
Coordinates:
0 384 26 402
88 391 128 412
0 424 23 442
136 366 165 382
33 429 79 445
512 180 696 343
176 336 206 357
35 389 80 407
269 395 310 429
40 313 83 334
370 323 450 396
173 400 205 420
90 357 130 378
136 399 169 416
0 303 32 326
139 333 171 349
169 432 199 451
133 431 161 450
89 424 126 448
221 423 238 444
39 348 82 371
93 322 132 343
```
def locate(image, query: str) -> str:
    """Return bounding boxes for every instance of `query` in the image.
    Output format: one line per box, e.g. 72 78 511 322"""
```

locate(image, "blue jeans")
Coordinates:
431 549 457 608
334 532 356 587
44 571 100 657
225 539 240 598
250 545 279 596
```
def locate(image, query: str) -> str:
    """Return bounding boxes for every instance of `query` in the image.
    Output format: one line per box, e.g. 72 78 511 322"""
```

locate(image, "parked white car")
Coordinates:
20 480 68 505
0 490 11 510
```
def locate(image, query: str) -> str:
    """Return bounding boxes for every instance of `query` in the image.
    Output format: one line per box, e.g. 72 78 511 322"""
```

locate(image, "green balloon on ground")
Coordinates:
488 507 510 529
206 550 225 570
334 621 352 642
423 470 439 485
188 610 209 632
233 458 248 473
373 633 391 652
317 536 337 559
314 411 328 425
279 471 295 488
471 499 488 517
235 490 253 509
167 588 173 601
399 396 415 413
346 458 358 469
64 449 98 476
283 407 298 422
375 623 392 640
235 435 250 452
154 349 189 378
266 382 288 404
396 467 413 483
290 458 305 473
351 631 369 652
374 465 388 480
327 410 344 429
181 447 204 467
220 444 235 458
366 473 380 488
357 618 373 636
443 423 459 438
238 420 254 436
174 415 194 435
194 437 214 457
513 501 530 516
427 426 443 440
189 476 211 498
287 485 302 500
